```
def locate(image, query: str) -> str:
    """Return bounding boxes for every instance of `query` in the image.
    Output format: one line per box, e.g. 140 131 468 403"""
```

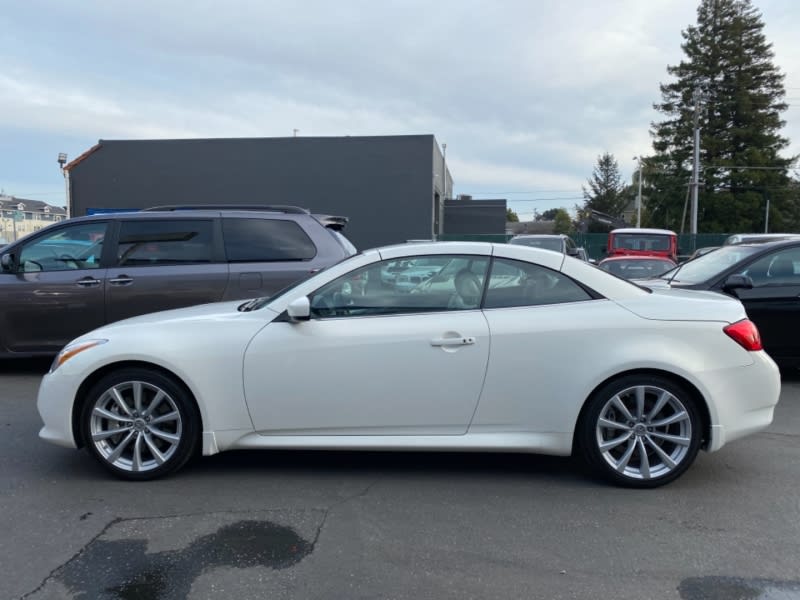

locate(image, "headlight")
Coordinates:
50 339 108 373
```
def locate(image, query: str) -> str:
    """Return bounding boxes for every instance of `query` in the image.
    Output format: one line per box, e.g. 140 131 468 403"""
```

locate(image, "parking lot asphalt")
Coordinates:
2 360 799 600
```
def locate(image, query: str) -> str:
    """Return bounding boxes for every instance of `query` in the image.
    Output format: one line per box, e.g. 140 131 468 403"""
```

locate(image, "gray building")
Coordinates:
443 198 507 236
65 135 453 250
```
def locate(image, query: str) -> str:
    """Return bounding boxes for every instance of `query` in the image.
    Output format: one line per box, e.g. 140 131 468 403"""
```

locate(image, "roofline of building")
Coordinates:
63 143 102 172
96 134 436 145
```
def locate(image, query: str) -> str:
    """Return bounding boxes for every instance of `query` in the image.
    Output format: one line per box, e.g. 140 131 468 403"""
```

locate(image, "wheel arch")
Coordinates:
71 360 203 449
571 368 712 454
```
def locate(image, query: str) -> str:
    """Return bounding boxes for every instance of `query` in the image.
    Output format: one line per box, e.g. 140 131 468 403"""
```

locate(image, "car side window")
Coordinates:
116 220 214 266
18 222 107 273
307 255 489 318
484 258 592 308
222 218 316 262
740 248 800 286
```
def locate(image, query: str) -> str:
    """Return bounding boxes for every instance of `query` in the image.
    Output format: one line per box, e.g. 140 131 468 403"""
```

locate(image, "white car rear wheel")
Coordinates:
579 375 702 488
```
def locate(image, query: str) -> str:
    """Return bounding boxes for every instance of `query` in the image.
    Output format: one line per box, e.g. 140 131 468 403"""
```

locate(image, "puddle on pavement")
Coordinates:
54 519 312 600
679 576 800 600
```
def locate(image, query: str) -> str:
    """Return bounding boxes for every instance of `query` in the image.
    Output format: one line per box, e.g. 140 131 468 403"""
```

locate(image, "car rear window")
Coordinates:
222 218 316 262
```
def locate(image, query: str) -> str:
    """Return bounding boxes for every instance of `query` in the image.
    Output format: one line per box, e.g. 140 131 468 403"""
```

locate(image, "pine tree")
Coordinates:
581 153 629 232
650 0 795 233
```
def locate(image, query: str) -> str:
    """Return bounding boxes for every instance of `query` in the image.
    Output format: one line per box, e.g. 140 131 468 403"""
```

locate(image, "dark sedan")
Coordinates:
641 239 800 367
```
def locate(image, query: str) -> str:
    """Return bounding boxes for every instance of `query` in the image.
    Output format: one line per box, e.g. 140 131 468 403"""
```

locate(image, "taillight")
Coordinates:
723 319 763 351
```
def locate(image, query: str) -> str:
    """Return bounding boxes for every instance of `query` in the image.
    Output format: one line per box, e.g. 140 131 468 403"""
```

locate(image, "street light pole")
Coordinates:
57 153 69 219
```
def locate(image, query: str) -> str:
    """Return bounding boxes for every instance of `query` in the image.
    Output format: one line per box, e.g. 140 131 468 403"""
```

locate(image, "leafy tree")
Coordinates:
536 208 560 222
650 0 795 233
581 153 629 232
506 208 519 222
552 208 574 234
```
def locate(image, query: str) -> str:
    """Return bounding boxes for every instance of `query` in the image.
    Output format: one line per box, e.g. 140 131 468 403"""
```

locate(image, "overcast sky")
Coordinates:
2 0 798 220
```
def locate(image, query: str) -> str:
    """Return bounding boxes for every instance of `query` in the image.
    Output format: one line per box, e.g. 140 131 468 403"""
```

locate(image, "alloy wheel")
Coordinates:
89 380 183 473
594 384 693 481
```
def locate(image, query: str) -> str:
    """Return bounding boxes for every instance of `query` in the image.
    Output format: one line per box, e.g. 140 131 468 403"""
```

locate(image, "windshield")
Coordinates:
659 245 762 284
510 237 562 251
612 233 671 252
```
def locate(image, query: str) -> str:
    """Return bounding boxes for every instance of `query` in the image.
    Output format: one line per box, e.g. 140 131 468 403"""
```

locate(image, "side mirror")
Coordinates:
722 274 753 292
566 247 579 257
1 253 15 272
286 296 311 321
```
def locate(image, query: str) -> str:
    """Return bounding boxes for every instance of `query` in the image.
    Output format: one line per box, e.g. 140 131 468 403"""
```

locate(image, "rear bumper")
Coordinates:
703 351 781 452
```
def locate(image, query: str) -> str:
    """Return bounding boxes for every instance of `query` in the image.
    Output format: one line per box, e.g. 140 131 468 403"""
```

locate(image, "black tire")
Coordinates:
80 367 200 480
577 374 702 488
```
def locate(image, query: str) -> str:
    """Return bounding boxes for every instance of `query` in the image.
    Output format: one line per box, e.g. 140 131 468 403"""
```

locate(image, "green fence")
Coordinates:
437 233 731 262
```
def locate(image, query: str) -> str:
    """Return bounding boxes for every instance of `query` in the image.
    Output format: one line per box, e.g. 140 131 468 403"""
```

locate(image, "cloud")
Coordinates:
1 0 799 207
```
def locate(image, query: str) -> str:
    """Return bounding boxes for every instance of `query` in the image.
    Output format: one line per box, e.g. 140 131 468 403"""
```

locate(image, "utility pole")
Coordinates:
634 156 643 228
690 88 702 235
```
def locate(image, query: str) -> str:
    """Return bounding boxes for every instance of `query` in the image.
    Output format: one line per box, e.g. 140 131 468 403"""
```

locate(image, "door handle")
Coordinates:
109 276 134 286
430 336 476 347
76 277 101 288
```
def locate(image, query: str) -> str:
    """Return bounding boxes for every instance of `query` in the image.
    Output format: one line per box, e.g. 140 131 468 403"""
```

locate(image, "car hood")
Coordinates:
78 300 279 340
615 286 746 323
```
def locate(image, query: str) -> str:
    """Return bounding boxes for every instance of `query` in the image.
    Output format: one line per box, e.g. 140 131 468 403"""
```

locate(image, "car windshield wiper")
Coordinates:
238 298 268 312
661 263 684 284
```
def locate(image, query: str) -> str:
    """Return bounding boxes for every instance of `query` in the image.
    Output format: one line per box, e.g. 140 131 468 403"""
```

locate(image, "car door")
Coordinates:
0 220 109 353
105 218 229 324
242 255 491 435
726 246 800 362
471 257 598 434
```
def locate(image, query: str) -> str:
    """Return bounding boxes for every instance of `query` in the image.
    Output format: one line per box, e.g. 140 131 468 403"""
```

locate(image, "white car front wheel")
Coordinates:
80 368 200 480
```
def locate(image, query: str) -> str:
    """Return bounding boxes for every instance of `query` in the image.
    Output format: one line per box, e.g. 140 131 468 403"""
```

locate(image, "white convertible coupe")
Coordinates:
37 242 781 487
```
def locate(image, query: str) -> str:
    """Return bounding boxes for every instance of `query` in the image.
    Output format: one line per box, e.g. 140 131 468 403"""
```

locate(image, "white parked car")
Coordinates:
37 242 780 487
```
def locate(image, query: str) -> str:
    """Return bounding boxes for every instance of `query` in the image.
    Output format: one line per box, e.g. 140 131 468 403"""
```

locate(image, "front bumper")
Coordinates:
37 368 81 449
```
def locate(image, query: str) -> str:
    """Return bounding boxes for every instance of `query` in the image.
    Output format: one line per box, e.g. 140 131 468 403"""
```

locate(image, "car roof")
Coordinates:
725 233 800 244
510 234 567 238
66 208 311 221
610 228 676 235
731 238 800 250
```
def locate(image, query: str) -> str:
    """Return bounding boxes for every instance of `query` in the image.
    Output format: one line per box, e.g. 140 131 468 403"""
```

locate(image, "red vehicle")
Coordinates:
597 255 677 280
607 228 678 262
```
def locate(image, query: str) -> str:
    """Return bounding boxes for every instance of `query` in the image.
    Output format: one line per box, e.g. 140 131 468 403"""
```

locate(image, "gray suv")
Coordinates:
0 205 355 356
508 234 588 260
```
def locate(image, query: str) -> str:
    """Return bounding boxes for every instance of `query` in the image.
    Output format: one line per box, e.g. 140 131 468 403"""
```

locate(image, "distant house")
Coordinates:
0 195 66 243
